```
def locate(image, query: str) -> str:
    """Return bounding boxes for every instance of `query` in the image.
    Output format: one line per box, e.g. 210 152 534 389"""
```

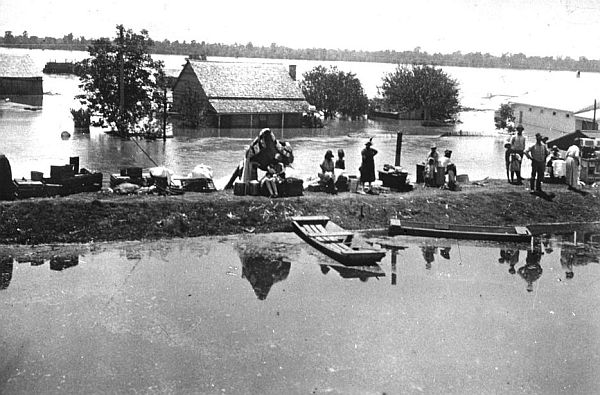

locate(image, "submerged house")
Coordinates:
510 77 600 133
172 60 310 128
0 54 43 97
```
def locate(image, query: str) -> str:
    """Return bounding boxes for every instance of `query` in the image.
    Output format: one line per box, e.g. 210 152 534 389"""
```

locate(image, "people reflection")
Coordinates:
560 250 575 279
499 249 520 274
517 247 543 292
240 250 291 300
0 255 13 290
542 235 554 254
421 245 437 270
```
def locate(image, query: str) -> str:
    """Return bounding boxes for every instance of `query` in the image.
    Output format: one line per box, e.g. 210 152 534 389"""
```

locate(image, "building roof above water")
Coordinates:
187 60 306 100
0 53 41 78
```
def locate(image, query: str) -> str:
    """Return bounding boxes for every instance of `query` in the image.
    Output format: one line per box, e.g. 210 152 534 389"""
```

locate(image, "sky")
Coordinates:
1 0 600 59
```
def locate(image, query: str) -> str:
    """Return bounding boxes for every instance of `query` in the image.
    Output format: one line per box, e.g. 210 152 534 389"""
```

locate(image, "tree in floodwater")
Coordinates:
494 103 516 132
76 25 165 137
379 64 460 121
300 65 368 120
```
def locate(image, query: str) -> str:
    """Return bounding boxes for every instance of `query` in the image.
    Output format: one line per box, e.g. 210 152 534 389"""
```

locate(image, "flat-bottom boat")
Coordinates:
389 218 532 242
292 216 386 266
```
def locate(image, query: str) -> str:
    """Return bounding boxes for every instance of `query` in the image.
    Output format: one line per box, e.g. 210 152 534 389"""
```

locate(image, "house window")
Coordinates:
566 114 570 118
553 111 557 116
540 109 544 114
529 108 532 112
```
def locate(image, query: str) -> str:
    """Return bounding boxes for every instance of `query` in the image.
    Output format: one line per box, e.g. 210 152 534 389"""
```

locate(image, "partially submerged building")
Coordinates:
510 77 600 133
0 53 43 97
172 60 310 128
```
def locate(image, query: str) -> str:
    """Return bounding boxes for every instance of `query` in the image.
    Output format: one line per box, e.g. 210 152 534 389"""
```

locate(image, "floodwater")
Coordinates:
4 48 600 186
1 230 600 394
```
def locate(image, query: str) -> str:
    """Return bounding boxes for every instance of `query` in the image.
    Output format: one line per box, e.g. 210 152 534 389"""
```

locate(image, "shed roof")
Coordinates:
210 98 310 114
187 60 306 100
0 54 41 78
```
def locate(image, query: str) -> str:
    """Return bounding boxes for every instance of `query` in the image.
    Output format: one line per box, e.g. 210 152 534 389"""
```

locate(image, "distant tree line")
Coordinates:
2 30 599 73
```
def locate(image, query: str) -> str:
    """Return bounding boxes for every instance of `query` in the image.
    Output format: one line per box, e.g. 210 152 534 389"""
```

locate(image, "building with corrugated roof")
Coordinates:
172 60 310 128
0 53 43 96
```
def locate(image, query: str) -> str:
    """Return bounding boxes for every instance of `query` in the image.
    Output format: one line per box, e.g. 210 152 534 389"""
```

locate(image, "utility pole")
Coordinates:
593 99 597 130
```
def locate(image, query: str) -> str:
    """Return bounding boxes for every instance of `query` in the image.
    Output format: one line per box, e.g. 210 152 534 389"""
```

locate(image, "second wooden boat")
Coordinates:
389 218 532 242
292 216 386 266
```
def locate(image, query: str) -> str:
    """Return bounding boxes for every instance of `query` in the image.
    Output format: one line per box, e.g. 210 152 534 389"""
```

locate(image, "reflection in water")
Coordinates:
0 255 13 290
499 249 520 274
319 264 384 282
560 231 600 279
440 247 451 260
517 246 544 293
421 245 437 270
239 247 290 300
49 255 79 271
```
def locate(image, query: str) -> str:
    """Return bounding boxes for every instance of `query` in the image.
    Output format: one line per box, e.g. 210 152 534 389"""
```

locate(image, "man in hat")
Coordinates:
524 133 549 193
509 125 526 183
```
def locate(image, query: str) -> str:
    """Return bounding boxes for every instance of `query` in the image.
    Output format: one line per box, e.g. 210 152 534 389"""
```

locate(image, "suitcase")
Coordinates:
282 177 303 197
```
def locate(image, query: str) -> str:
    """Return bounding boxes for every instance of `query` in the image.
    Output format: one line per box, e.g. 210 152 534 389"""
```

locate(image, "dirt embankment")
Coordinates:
1 179 599 245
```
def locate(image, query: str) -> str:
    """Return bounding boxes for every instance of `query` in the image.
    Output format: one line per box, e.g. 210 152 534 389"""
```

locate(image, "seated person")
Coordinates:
439 150 457 190
318 150 337 194
334 149 349 191
546 145 562 179
260 155 285 198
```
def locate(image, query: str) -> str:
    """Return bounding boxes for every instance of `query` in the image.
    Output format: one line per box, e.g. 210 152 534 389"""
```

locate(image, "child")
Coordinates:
424 157 437 187
509 151 522 184
504 143 512 183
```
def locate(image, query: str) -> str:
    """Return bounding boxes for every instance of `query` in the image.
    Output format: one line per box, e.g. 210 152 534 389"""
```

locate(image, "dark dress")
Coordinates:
360 147 377 183
0 155 16 201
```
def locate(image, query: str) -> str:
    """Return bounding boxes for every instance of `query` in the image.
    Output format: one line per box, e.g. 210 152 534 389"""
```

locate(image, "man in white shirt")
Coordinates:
509 125 526 183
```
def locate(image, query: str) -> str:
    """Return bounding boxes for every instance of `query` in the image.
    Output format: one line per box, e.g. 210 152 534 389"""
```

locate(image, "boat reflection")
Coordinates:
319 264 385 282
238 247 291 300
49 255 79 271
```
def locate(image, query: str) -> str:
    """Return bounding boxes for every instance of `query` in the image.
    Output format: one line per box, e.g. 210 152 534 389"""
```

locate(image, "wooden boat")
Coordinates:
389 218 532 242
291 216 386 266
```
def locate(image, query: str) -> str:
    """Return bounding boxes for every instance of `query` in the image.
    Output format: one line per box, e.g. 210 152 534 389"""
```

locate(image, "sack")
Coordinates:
191 164 213 179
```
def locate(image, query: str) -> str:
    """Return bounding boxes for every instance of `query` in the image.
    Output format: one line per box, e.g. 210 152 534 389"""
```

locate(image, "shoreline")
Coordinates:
1 179 599 245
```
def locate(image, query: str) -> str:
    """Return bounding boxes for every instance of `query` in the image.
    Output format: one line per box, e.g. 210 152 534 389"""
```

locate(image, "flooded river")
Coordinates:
4 48 600 187
2 231 600 394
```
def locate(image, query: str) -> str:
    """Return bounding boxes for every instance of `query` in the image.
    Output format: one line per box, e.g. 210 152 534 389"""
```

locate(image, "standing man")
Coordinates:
509 125 526 184
524 133 549 193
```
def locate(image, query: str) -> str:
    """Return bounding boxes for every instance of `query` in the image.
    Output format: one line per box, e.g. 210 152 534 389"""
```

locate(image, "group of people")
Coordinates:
423 145 457 190
504 124 583 193
318 138 378 194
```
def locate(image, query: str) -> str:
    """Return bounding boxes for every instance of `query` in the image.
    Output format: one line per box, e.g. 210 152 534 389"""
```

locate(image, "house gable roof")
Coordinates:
187 60 306 100
0 54 41 78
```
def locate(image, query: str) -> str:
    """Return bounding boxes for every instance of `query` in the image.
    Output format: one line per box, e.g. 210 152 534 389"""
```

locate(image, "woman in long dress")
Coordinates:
565 139 581 190
359 139 378 193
